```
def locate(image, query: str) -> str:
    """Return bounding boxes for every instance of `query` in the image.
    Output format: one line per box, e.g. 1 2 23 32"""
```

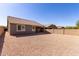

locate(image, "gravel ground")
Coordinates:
0 32 5 56
0 36 4 55
1 32 79 56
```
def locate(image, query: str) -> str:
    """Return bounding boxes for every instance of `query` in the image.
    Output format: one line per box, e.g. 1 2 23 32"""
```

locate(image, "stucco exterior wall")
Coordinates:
9 23 34 35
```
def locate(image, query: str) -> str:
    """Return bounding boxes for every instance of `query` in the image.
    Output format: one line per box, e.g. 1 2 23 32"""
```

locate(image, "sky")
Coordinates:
0 3 79 26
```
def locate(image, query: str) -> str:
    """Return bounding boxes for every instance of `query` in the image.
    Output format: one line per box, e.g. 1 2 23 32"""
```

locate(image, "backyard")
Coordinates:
1 32 79 56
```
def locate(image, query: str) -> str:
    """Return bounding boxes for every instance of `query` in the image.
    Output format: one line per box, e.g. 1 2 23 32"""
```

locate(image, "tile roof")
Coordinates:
7 16 44 27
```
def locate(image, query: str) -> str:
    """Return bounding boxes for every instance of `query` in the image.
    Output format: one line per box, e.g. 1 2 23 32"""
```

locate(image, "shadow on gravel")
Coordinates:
12 31 51 37
0 32 5 55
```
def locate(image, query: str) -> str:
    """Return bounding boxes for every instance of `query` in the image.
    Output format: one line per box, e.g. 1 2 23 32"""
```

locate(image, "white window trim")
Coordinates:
16 24 26 32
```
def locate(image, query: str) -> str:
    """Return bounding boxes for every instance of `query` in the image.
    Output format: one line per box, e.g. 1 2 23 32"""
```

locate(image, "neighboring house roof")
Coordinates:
45 24 57 29
57 26 64 29
45 24 55 27
7 16 44 27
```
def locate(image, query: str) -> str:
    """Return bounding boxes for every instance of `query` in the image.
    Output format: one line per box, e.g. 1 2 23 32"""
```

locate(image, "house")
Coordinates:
45 24 57 29
7 16 45 35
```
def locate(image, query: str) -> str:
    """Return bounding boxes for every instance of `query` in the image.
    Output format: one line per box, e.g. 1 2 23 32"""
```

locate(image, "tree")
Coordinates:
65 26 73 29
48 24 57 29
76 20 79 27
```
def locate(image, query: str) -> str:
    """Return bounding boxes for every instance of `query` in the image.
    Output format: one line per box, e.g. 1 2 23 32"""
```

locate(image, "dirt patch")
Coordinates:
2 32 79 56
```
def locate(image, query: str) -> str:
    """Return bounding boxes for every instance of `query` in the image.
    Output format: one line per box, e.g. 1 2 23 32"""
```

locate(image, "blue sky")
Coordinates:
0 3 79 26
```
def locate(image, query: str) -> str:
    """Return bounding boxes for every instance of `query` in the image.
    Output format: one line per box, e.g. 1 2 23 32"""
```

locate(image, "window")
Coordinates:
32 26 36 32
17 25 21 30
16 25 25 31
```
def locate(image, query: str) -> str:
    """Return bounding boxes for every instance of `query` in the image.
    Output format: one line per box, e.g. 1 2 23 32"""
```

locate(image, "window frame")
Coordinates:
32 26 36 32
16 24 26 32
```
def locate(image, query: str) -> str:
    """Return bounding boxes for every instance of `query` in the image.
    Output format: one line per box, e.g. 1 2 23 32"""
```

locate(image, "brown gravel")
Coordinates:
1 32 79 56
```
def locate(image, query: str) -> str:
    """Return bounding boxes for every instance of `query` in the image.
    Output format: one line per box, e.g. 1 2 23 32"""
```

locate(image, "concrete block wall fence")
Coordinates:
46 29 79 36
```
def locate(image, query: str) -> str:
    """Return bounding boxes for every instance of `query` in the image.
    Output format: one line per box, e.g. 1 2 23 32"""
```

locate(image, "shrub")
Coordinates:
65 26 78 29
76 20 79 27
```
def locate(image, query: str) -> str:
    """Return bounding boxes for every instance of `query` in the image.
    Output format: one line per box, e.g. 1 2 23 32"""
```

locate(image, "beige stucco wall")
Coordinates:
46 29 79 36
64 29 79 35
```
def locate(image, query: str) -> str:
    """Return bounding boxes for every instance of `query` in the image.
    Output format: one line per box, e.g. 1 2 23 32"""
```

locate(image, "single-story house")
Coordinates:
7 16 45 35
